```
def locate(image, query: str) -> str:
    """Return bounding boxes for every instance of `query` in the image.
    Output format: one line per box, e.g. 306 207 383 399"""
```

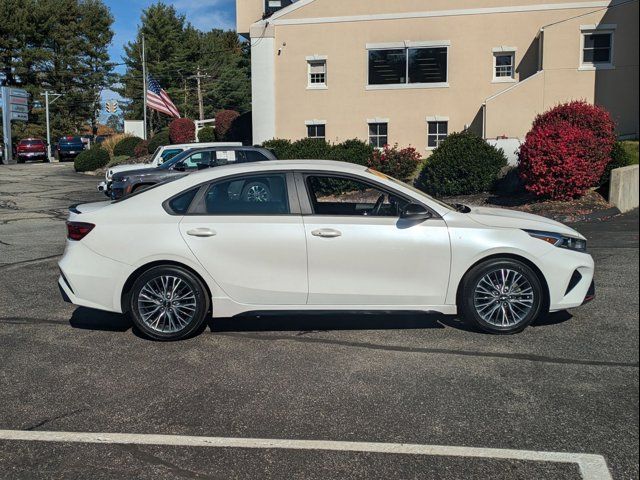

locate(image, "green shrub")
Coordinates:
106 155 132 168
148 129 170 153
368 144 421 182
290 138 333 159
133 140 149 158
113 136 143 157
198 126 216 143
262 139 294 159
329 139 374 166
74 147 110 172
600 142 636 186
416 132 507 196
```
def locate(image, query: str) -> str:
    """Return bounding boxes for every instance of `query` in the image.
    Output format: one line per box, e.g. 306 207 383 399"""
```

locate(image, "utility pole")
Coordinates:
141 34 148 140
189 66 209 121
40 91 62 162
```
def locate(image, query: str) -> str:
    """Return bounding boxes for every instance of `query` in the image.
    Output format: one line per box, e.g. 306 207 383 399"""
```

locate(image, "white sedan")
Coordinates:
59 160 595 340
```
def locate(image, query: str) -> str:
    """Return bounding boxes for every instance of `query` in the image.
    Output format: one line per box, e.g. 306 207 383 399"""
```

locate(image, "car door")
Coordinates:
298 173 451 306
179 172 308 305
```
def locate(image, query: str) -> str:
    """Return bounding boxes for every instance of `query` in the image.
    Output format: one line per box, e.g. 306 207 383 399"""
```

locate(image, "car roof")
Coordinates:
187 160 367 180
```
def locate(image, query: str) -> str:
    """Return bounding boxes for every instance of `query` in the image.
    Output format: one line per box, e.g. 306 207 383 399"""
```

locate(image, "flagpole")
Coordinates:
141 33 148 140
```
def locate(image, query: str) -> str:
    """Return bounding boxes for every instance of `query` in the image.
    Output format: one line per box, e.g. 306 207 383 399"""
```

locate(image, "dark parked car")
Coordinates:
110 146 277 200
56 136 86 161
16 138 48 163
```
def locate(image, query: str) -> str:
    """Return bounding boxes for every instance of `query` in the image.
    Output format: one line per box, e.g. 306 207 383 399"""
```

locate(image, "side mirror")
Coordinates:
197 163 210 171
173 162 186 172
401 203 432 221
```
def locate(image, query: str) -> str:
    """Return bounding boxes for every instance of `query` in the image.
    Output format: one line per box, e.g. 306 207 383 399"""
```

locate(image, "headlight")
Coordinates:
524 230 587 253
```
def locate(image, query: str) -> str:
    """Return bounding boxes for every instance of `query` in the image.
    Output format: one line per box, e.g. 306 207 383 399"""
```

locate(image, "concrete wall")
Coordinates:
610 165 639 213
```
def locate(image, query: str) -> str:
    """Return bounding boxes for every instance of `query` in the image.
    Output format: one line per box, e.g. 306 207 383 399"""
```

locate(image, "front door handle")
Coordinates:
187 228 217 238
311 228 342 238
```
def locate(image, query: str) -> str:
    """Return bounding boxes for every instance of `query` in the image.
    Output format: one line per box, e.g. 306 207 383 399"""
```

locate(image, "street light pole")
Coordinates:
40 91 61 162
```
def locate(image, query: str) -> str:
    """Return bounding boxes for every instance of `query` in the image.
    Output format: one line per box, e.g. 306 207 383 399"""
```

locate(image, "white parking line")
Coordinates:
0 429 611 480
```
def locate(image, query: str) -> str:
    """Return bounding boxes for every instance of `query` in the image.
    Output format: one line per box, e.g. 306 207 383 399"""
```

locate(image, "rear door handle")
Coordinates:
311 228 342 238
187 228 217 238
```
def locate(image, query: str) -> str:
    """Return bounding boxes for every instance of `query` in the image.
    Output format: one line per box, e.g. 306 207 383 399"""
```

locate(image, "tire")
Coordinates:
128 265 210 341
459 258 545 334
241 181 271 203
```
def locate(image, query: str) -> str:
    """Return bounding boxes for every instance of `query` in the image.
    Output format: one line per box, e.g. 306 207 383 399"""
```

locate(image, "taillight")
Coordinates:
66 222 95 241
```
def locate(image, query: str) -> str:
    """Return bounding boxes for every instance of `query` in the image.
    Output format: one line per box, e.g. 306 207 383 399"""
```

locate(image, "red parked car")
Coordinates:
16 138 48 163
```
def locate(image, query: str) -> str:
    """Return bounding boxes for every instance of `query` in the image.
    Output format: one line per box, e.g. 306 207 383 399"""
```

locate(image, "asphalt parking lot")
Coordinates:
0 163 638 480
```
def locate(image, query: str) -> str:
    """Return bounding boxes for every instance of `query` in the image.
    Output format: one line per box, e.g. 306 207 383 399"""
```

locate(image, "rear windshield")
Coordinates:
58 137 83 144
20 139 44 145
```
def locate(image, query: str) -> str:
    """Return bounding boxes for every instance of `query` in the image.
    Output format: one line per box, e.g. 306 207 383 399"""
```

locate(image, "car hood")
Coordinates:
111 167 163 181
107 162 154 180
467 206 584 239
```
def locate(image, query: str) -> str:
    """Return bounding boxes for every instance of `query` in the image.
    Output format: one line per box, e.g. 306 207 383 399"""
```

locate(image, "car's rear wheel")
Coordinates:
241 181 271 203
459 259 544 334
128 265 210 341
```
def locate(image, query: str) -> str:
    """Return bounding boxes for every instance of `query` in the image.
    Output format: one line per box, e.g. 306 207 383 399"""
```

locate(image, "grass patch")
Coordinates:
620 141 639 164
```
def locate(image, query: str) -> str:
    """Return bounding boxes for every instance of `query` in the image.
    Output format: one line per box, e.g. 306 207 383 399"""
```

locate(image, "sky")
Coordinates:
101 0 237 121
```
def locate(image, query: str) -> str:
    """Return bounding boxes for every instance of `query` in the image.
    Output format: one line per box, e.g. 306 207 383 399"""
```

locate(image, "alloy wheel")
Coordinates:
473 268 535 327
136 275 198 334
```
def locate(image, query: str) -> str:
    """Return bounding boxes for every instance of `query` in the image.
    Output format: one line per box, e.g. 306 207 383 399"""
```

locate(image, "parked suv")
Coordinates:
16 138 48 163
99 142 242 196
56 136 86 161
109 146 276 200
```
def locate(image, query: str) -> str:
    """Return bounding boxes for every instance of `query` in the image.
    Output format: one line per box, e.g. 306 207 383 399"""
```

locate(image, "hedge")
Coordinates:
600 142 636 187
147 129 170 153
518 101 616 200
416 132 507 196
215 110 240 141
113 136 143 157
198 126 216 143
74 147 110 172
169 118 195 143
368 144 421 182
329 139 374 166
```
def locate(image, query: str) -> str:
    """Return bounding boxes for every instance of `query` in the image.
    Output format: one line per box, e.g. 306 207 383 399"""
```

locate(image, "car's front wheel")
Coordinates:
459 259 545 334
128 265 210 341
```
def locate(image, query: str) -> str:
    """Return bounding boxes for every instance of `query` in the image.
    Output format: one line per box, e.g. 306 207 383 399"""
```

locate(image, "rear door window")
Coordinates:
204 174 289 215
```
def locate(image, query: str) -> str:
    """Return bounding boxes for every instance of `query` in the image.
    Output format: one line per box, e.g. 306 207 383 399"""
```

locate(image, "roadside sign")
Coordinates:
10 111 28 121
8 96 28 106
105 100 118 113
10 104 28 113
9 88 28 98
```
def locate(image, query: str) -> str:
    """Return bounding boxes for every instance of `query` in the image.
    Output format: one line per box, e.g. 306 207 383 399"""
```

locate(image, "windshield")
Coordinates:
20 140 44 145
367 169 454 211
158 148 198 169
59 137 83 144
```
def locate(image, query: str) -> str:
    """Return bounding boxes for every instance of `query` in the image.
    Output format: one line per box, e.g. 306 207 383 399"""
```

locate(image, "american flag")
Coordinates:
146 74 180 118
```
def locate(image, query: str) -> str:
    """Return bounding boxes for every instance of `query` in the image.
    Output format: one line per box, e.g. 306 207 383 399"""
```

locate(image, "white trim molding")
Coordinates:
426 116 450 122
305 55 328 61
366 83 449 91
492 46 518 53
272 2 614 26
580 23 617 31
367 118 390 124
367 40 450 50
251 37 276 145
304 119 326 126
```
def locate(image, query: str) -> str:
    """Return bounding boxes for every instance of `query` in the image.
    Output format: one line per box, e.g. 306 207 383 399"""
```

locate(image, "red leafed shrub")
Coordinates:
518 101 616 200
368 144 422 181
133 140 149 158
215 110 240 141
169 118 195 144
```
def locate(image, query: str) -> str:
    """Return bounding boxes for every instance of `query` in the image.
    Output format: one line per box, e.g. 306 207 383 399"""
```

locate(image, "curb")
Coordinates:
555 207 621 224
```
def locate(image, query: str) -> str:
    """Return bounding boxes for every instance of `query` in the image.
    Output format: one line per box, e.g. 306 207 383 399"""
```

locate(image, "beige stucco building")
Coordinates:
237 0 639 154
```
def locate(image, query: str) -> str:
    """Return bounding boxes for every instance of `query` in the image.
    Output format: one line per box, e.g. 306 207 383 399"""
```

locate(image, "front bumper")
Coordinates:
582 281 596 305
98 181 112 197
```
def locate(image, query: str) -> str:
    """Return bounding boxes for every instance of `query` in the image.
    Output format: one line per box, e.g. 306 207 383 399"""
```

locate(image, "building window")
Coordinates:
369 122 388 148
427 121 448 149
308 60 327 87
368 45 448 86
582 31 613 67
307 124 326 139
494 52 515 80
